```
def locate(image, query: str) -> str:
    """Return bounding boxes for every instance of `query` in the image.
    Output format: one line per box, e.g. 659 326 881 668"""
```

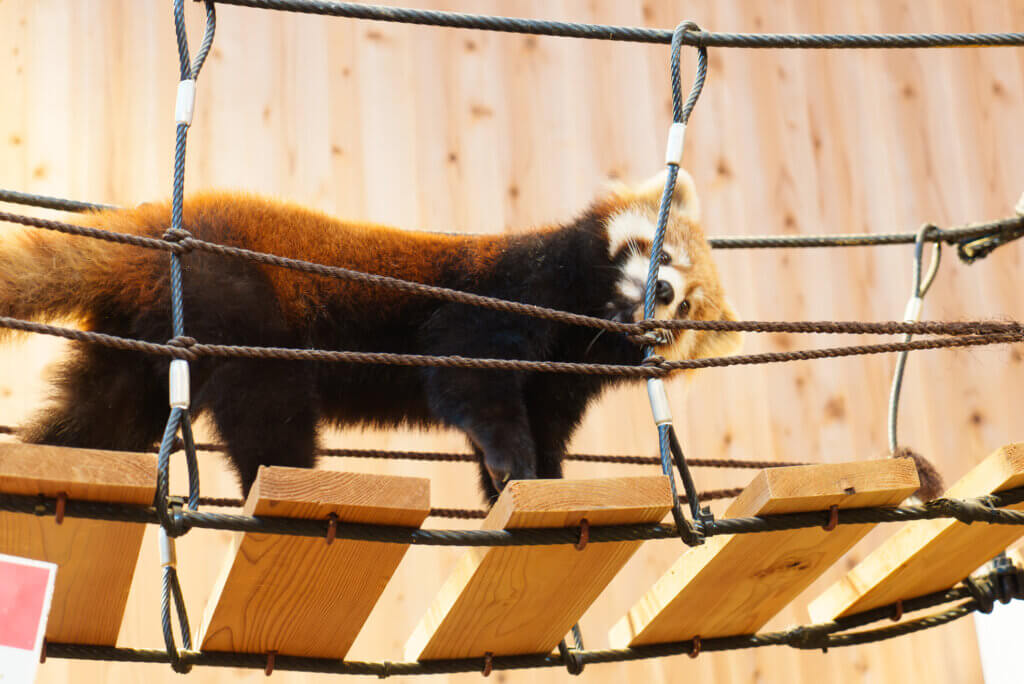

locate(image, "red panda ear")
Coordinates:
606 169 701 223
627 169 701 222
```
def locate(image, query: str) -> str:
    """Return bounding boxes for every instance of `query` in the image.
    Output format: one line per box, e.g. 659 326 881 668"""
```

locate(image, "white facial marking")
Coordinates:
606 210 655 257
618 254 685 320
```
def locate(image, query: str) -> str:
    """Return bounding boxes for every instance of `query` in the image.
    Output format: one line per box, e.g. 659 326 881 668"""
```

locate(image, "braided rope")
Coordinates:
2 316 1022 377
3 209 1022 338
4 193 1023 259
2 315 1021 377
0 425 806 469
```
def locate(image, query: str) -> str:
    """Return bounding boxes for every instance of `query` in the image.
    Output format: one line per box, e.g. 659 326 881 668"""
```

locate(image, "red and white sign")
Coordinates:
0 554 57 684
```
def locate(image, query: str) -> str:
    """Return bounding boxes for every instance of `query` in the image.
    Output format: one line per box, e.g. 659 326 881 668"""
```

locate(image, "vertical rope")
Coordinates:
642 21 709 543
155 1 216 673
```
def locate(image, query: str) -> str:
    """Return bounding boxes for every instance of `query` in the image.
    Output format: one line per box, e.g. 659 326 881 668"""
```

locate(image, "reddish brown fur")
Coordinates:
1 180 740 498
62 193 526 328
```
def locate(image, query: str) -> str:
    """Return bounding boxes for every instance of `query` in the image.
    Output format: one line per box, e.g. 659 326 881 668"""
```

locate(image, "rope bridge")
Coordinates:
3 0 1024 676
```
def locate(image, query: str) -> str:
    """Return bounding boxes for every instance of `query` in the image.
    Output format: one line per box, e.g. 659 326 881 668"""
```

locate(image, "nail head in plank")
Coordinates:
405 476 673 661
808 444 1024 622
609 459 919 648
0 443 156 645
198 467 430 659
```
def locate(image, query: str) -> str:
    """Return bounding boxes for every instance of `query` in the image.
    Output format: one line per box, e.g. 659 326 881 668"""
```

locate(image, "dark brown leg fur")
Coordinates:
194 359 319 496
20 344 169 453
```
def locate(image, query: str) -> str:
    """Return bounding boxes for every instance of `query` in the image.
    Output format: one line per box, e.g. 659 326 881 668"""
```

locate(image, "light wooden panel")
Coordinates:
199 466 430 658
1 1 1023 682
610 459 919 647
809 444 1024 622
0 443 155 645
405 476 672 660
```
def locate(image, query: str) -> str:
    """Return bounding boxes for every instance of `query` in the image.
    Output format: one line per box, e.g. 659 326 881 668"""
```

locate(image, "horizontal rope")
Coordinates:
0 426 801 469
5 192 1023 254
2 316 1022 378
0 189 115 213
6 484 1024 547
203 1 1024 50
712 216 1024 250
193 487 745 520
3 208 1023 341
42 569 1022 674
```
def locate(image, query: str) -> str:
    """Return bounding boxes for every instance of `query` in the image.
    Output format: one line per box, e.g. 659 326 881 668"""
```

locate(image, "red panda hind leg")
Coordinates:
195 359 319 497
20 345 169 454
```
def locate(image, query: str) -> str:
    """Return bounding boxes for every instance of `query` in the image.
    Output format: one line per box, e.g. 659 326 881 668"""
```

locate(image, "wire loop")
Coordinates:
888 224 943 454
557 623 585 675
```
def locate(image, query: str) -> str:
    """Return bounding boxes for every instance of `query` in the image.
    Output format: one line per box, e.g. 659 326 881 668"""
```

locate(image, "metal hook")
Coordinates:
888 225 942 454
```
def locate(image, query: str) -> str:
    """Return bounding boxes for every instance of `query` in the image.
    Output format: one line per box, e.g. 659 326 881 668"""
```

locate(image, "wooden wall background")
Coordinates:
2 1 1023 682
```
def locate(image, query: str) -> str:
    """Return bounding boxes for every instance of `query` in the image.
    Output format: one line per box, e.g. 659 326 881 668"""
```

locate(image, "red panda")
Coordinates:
0 170 740 501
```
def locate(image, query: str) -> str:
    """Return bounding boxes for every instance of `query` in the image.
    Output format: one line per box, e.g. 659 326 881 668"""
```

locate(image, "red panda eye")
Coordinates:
677 299 691 317
658 251 672 265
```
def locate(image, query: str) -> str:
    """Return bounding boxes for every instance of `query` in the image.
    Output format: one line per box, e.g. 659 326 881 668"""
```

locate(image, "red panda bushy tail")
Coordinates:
0 227 123 339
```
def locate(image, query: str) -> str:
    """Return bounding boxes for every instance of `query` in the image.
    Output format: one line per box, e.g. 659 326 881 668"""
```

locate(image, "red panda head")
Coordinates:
597 169 742 364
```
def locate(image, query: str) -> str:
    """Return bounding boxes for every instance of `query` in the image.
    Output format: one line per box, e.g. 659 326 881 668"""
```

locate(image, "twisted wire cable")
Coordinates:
5 485 1023 547
39 573 1023 674
201 1 1024 50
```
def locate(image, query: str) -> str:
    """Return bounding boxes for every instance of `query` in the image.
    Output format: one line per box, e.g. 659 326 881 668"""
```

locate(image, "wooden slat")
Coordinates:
198 466 430 659
0 442 155 645
808 444 1024 622
609 459 919 647
405 476 673 661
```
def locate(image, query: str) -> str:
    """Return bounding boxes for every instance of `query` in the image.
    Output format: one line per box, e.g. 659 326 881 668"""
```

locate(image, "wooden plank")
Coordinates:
405 476 673 661
0 442 155 645
609 459 919 647
198 466 430 659
808 444 1024 622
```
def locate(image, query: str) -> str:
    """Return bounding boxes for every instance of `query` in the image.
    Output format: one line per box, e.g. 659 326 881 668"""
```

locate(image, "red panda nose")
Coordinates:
656 280 674 305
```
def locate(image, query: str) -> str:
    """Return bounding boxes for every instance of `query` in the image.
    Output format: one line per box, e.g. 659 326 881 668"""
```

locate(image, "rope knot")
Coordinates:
162 227 194 253
641 354 671 377
167 335 198 361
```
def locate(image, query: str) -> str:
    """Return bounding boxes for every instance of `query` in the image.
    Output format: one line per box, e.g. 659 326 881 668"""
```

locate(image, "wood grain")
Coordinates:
609 460 919 647
2 1 1022 682
405 476 672 660
198 466 430 659
0 443 155 645
808 444 1024 622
